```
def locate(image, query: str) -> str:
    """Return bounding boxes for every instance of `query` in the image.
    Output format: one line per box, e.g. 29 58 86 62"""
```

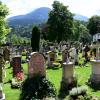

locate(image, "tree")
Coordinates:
9 34 31 45
31 26 40 52
72 20 92 44
72 20 81 41
87 15 100 35
79 24 92 44
47 1 73 43
0 1 10 44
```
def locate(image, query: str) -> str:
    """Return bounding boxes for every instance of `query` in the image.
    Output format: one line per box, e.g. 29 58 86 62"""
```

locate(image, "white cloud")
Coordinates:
1 0 100 18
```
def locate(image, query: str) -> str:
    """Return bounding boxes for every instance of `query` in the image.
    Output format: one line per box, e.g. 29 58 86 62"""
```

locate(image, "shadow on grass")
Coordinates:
46 67 60 70
4 80 11 84
86 81 100 92
9 72 13 74
58 90 69 99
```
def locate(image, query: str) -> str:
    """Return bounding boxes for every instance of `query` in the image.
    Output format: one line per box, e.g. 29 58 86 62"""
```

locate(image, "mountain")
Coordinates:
74 14 88 21
8 7 51 25
8 7 89 38
8 7 88 26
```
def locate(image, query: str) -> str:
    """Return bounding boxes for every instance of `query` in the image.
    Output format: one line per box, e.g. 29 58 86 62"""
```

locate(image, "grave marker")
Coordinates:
89 33 100 85
0 54 5 83
3 46 10 62
28 52 46 78
47 51 56 67
12 55 22 77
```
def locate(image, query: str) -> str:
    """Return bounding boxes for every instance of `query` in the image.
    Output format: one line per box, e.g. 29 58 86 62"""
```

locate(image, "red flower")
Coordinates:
16 72 24 81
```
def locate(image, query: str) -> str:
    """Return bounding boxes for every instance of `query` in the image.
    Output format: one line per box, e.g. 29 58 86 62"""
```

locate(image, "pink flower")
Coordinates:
16 72 24 81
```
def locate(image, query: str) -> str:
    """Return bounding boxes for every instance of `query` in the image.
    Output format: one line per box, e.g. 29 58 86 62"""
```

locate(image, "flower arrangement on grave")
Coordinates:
16 72 24 81
11 72 24 88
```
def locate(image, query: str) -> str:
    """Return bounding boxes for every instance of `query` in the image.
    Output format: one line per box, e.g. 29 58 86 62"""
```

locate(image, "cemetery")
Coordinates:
0 0 100 100
0 38 100 99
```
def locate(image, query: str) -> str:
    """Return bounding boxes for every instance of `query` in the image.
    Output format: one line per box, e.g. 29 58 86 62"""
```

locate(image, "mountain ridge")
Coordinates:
8 7 88 26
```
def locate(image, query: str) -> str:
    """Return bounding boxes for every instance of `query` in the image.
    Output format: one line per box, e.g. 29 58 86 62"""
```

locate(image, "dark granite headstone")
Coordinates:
12 55 22 77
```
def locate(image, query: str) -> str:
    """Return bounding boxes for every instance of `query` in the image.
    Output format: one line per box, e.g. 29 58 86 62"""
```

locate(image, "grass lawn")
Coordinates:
2 55 100 100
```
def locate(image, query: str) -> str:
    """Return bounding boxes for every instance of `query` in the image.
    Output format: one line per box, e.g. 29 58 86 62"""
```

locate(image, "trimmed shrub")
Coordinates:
31 26 40 52
19 74 57 100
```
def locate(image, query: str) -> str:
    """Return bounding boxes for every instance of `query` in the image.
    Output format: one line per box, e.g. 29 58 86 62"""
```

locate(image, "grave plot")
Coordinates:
11 55 24 88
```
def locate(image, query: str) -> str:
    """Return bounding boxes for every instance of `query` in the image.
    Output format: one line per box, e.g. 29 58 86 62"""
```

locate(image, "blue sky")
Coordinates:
1 0 100 18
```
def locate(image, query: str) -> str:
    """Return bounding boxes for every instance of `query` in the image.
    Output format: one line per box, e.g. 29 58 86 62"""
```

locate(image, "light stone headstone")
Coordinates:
47 51 56 67
0 55 5 83
60 61 76 91
28 52 46 78
89 33 100 84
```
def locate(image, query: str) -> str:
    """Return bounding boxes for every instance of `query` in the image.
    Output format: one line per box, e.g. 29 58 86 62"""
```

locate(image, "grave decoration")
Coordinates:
11 55 24 88
89 33 100 85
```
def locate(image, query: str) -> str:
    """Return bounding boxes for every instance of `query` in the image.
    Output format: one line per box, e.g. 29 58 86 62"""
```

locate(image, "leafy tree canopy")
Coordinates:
47 0 73 43
87 15 100 35
0 1 10 44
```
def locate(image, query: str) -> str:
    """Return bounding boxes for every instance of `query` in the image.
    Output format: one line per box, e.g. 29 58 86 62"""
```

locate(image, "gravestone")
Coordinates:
47 51 56 67
28 52 46 78
0 54 5 83
0 48 3 56
60 49 76 91
89 33 100 85
12 55 22 77
3 46 10 62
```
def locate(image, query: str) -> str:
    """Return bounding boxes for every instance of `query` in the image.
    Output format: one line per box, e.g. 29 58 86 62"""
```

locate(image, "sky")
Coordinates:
1 0 100 18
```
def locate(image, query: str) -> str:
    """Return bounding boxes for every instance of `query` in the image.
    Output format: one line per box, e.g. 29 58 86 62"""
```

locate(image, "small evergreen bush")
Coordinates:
19 74 56 100
31 26 40 52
